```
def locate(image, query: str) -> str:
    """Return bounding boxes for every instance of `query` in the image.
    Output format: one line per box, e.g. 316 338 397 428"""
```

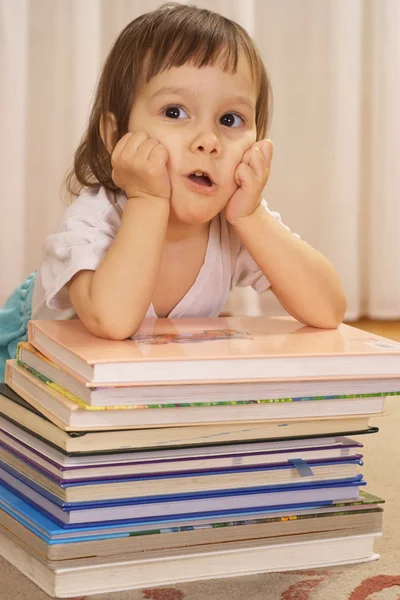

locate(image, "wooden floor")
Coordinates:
345 319 400 341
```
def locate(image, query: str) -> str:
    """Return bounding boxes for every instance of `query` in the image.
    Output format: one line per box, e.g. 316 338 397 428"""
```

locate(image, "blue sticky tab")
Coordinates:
289 458 314 477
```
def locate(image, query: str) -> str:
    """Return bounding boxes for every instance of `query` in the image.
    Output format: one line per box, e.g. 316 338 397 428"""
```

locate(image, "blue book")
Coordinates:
1 482 383 563
1 483 378 545
1 466 365 526
1 446 364 485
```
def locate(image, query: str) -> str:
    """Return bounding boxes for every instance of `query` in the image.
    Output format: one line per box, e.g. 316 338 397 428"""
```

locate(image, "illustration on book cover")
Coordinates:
133 329 253 345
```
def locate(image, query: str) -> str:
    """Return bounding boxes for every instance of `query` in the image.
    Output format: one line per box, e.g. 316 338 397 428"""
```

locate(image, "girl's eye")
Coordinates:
220 113 244 128
164 106 188 119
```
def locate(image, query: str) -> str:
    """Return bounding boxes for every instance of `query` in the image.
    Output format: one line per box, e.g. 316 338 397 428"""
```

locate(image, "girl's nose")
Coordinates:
190 131 221 156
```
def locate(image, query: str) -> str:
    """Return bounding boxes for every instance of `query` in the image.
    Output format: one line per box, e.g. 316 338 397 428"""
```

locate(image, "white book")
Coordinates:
0 529 380 598
5 361 389 429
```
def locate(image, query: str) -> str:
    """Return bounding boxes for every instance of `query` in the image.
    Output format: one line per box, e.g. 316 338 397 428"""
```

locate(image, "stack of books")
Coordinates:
1 316 399 598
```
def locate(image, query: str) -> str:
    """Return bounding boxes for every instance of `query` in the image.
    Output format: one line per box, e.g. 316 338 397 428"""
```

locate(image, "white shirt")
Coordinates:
32 186 297 320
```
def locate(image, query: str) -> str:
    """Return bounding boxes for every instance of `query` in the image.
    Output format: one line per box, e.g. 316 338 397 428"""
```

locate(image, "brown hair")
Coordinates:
66 2 272 197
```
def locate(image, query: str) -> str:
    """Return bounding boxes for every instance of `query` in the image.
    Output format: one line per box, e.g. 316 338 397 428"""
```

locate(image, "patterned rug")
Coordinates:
2 396 399 600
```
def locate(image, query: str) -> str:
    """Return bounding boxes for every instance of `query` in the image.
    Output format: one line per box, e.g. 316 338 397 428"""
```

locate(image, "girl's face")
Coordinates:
127 54 258 225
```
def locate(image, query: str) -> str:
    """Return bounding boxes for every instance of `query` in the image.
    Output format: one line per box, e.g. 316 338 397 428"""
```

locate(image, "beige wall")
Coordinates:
1 0 400 317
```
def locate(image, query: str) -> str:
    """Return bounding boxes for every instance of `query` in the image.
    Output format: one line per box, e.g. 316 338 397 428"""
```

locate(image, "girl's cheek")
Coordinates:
165 144 187 169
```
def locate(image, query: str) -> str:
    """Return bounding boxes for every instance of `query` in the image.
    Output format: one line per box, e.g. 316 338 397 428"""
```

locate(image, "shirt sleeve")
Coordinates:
230 200 300 294
39 189 121 311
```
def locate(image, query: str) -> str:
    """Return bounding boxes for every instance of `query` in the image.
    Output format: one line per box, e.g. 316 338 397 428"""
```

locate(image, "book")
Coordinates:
17 340 400 406
0 492 383 561
1 468 365 524
0 507 384 561
0 411 358 460
0 483 384 560
28 316 400 384
1 449 363 503
6 361 391 429
1 425 363 480
0 386 380 454
0 528 380 597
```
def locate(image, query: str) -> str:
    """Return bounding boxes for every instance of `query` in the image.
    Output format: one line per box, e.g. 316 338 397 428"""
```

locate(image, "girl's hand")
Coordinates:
225 139 274 223
111 132 171 201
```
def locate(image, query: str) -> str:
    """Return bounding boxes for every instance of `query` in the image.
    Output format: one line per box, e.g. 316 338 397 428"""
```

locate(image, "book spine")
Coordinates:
5 361 12 387
27 321 34 344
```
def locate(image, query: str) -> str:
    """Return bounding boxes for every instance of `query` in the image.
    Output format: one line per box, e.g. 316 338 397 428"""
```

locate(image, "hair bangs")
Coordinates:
144 13 242 82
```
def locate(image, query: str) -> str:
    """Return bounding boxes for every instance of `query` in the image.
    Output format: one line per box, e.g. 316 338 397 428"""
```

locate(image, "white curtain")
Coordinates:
1 0 399 319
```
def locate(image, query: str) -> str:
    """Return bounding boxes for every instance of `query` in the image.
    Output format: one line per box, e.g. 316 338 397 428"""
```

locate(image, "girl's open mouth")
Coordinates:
188 171 212 187
184 172 217 195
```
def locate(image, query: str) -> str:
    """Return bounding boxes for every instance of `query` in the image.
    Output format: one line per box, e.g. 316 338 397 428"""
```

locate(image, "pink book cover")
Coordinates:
27 316 400 384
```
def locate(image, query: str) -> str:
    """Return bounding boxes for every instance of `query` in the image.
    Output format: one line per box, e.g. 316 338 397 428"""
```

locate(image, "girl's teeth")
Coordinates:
194 171 204 176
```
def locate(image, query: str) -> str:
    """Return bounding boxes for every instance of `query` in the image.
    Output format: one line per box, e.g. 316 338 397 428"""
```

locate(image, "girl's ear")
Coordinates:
99 112 118 154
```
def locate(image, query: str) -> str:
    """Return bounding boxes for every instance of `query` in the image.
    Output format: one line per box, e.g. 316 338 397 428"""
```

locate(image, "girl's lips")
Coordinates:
184 170 217 185
183 175 217 195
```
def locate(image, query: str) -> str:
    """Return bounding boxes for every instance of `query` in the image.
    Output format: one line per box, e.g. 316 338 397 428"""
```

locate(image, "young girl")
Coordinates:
0 2 346 381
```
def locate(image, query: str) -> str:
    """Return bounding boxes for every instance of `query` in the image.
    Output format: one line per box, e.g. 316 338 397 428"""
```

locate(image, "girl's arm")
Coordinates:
68 132 171 340
226 140 346 329
68 198 169 340
230 205 347 328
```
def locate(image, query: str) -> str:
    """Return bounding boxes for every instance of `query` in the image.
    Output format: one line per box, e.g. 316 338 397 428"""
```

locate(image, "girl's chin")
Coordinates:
174 212 214 226
170 199 227 225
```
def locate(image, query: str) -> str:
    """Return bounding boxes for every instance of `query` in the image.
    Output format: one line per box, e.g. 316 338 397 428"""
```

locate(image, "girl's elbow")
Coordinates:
334 291 348 326
318 294 347 329
81 314 142 341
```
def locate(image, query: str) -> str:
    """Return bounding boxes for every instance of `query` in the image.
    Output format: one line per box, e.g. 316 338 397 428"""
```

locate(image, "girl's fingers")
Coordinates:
235 148 268 188
111 133 132 164
233 163 242 186
126 132 151 154
111 132 149 164
149 143 169 167
240 139 273 172
135 137 160 160
236 162 253 184
248 145 266 176
255 139 274 165
241 147 253 166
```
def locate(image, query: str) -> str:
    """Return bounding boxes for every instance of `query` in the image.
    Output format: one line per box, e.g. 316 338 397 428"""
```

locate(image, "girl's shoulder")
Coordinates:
62 186 126 224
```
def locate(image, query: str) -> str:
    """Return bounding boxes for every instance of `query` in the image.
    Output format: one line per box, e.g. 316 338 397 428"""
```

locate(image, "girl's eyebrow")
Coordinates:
149 86 255 112
149 86 191 100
